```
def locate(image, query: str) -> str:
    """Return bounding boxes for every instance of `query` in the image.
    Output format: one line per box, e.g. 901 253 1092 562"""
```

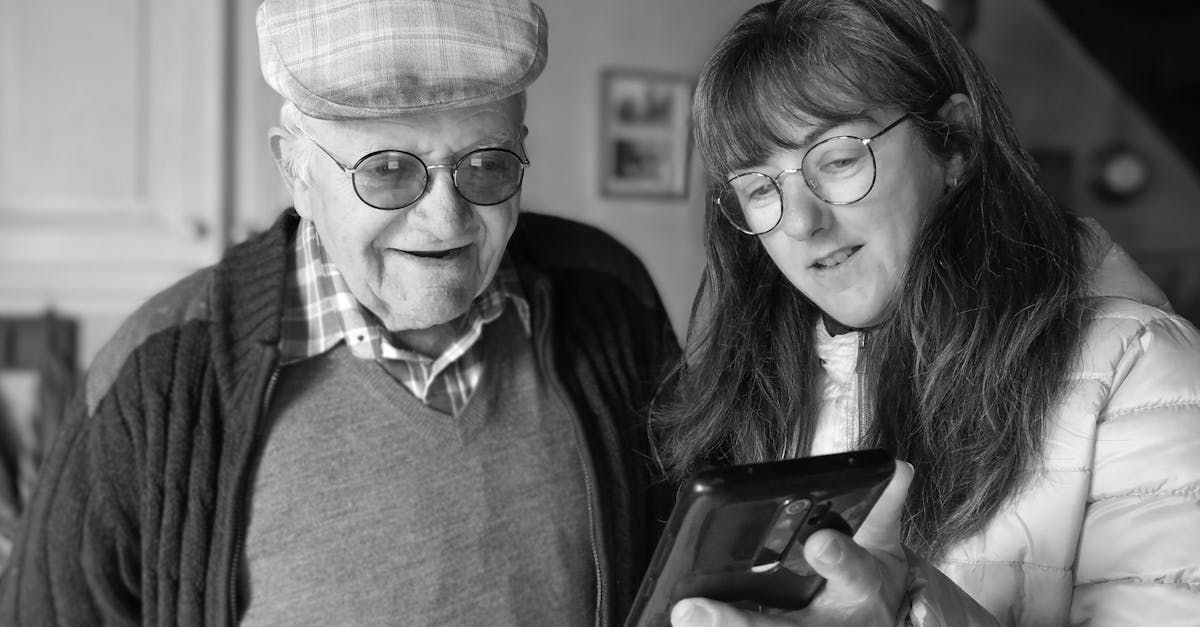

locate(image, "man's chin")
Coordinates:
379 297 474 334
381 300 477 355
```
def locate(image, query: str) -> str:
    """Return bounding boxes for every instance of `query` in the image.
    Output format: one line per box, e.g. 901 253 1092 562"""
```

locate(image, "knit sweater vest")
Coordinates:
240 308 595 625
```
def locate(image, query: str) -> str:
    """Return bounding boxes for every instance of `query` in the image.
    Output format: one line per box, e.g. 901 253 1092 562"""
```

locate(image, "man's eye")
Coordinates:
373 160 403 175
359 153 422 180
471 157 502 171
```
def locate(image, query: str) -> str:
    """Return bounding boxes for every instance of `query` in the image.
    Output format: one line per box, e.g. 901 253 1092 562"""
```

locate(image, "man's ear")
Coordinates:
268 126 312 218
936 93 973 187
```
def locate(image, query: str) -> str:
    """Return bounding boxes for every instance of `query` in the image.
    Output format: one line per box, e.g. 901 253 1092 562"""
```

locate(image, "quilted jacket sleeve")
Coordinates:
1070 312 1200 625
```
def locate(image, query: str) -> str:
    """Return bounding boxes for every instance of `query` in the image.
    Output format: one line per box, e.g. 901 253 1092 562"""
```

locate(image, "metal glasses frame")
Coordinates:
717 113 912 235
294 127 530 210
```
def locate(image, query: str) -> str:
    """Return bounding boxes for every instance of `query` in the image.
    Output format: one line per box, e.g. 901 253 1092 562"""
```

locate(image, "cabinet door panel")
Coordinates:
0 0 226 365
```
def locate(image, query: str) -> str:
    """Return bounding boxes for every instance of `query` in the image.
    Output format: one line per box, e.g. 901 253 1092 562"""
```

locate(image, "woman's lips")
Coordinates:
812 245 862 269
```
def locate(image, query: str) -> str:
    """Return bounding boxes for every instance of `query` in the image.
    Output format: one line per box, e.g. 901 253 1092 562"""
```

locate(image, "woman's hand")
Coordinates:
669 460 914 627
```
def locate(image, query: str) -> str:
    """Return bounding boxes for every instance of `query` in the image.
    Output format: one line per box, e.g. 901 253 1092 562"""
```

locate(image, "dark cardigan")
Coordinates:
0 210 680 626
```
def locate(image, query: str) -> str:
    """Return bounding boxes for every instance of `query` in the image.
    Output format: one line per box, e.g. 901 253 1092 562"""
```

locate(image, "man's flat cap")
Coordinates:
257 0 548 119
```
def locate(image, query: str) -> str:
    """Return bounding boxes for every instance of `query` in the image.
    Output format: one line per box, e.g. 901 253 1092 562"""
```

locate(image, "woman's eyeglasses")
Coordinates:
296 128 530 210
715 113 911 235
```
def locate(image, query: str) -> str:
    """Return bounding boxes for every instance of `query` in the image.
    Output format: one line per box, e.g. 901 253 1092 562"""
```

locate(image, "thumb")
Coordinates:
798 460 914 604
853 459 913 552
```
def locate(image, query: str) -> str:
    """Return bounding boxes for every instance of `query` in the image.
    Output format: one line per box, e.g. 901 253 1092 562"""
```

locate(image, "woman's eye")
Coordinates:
824 155 860 168
747 184 773 198
818 153 867 175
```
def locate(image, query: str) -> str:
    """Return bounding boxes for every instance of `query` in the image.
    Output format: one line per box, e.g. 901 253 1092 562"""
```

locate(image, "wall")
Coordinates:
521 0 759 338
969 0 1200 320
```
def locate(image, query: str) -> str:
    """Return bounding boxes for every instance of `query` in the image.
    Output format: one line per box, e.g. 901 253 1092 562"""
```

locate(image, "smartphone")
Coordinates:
624 449 895 627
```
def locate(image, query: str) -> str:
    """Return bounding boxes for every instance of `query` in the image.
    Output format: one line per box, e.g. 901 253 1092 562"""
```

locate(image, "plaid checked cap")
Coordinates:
256 0 548 119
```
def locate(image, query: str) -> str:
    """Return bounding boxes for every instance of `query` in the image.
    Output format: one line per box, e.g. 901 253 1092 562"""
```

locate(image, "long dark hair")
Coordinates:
654 0 1087 558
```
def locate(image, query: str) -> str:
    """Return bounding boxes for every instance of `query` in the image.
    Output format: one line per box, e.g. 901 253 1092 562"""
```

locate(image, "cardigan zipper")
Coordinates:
855 331 869 444
227 364 280 626
533 283 607 627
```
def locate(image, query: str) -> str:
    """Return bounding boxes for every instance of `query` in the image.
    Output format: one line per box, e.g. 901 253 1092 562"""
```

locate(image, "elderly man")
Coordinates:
0 1 679 624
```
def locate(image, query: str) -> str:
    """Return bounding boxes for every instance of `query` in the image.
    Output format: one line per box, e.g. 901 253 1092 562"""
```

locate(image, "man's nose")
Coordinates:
777 177 830 241
407 166 474 235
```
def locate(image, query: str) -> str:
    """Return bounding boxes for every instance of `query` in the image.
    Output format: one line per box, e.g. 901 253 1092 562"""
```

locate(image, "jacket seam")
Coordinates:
1090 487 1200 503
939 558 1069 573
1074 578 1200 590
1103 399 1200 421
1087 304 1175 324
85 270 216 414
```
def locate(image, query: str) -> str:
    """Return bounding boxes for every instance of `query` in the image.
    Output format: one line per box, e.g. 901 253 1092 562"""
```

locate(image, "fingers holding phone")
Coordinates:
666 460 915 627
626 450 900 627
795 460 913 619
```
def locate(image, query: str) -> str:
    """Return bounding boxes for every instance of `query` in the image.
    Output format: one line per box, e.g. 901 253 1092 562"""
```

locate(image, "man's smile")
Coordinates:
401 245 470 260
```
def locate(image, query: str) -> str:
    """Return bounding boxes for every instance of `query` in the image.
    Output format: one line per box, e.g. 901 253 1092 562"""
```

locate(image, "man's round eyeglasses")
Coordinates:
295 127 530 210
715 113 911 235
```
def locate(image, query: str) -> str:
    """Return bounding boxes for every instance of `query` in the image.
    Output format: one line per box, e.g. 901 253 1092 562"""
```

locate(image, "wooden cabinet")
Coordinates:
0 0 228 364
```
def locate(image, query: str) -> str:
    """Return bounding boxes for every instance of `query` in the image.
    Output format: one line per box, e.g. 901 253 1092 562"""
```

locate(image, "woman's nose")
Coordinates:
776 177 830 241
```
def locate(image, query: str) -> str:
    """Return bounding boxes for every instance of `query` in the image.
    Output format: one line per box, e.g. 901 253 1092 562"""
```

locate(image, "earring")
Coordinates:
948 176 959 188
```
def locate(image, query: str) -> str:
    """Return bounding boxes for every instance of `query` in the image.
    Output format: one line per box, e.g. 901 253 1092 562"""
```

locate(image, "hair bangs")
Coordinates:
695 19 900 178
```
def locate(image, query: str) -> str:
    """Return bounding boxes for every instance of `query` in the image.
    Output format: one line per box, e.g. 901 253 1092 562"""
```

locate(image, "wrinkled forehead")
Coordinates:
305 98 524 150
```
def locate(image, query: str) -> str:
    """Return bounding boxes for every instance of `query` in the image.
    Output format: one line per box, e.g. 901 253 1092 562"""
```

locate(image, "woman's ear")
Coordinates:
937 93 974 187
268 126 312 218
937 93 973 127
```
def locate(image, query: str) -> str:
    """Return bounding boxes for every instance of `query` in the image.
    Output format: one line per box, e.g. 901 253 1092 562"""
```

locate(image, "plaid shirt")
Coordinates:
279 219 531 415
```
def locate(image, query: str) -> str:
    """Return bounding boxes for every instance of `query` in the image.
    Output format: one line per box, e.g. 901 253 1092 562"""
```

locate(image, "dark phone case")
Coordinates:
624 449 895 627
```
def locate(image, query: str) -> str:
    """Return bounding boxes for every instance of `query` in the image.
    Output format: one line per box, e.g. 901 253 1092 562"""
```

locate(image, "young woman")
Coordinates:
655 1 1200 624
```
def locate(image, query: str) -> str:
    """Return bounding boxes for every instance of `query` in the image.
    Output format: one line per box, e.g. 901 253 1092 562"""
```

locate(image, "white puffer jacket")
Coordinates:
814 221 1200 626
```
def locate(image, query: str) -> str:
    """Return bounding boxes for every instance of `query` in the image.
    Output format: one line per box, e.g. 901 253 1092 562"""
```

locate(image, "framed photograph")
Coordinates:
599 69 693 199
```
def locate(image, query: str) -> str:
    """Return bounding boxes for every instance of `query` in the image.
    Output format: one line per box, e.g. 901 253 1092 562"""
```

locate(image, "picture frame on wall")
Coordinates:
599 68 693 199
